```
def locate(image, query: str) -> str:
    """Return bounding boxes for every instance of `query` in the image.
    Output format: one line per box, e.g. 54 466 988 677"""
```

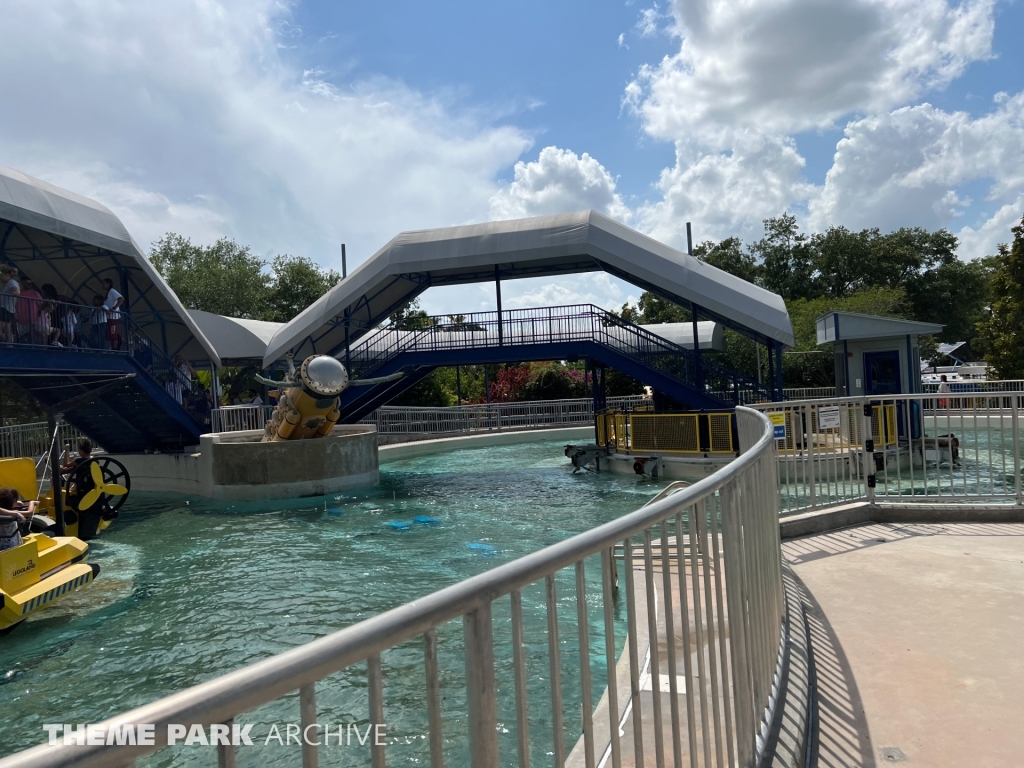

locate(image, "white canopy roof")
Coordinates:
187 310 284 365
0 164 221 365
816 311 943 344
263 211 793 366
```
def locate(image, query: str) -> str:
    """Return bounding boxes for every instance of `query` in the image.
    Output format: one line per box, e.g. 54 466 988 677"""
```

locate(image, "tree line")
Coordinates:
150 211 1024 403
621 212 1024 384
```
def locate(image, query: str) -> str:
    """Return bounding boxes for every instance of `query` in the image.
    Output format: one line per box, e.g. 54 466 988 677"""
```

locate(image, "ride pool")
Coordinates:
1 438 671 767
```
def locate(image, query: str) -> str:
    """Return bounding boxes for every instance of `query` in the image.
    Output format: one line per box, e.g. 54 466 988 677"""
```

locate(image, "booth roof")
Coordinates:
816 311 944 344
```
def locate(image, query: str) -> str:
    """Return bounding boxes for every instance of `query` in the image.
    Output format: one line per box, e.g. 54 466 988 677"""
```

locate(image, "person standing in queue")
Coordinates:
102 278 124 350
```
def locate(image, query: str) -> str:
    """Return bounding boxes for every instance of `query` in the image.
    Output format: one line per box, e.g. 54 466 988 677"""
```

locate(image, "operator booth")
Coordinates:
817 311 942 441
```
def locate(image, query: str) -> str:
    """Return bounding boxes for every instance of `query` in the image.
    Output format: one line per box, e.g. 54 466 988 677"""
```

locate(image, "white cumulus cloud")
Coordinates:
489 146 632 223
0 0 532 269
809 94 1024 245
637 132 814 247
629 0 996 140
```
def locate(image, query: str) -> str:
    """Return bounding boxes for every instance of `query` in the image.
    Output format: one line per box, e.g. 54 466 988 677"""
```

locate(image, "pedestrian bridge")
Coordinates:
263 210 795 408
335 303 773 422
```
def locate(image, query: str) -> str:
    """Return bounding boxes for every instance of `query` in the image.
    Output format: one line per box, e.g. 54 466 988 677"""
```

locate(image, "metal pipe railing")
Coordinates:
0 294 211 427
209 396 652 435
0 421 93 459
753 391 1024 516
346 304 774 405
0 408 783 768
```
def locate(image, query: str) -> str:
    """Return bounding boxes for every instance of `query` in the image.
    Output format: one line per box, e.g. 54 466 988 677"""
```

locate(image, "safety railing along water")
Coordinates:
0 407 784 768
752 391 1024 516
211 396 652 435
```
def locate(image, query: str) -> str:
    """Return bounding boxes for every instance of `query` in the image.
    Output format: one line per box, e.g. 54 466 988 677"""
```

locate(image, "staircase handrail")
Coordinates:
345 304 774 405
0 293 209 427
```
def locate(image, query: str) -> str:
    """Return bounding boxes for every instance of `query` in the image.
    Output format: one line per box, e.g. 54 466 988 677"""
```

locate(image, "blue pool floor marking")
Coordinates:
386 521 412 531
413 516 441 525
466 542 497 555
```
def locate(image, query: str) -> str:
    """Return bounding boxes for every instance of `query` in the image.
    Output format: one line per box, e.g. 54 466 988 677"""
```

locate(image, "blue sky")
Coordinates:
286 0 680 200
1 0 1023 316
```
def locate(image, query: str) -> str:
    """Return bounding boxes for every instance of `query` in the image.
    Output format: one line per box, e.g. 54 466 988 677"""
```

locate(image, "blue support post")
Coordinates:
691 302 703 391
774 340 784 400
495 266 503 347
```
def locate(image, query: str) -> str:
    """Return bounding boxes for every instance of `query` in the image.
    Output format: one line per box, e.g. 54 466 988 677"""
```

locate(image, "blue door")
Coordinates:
864 351 901 395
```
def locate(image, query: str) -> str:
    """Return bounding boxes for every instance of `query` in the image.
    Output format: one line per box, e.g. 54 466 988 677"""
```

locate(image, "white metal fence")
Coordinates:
0 408 783 768
0 421 93 460
752 392 1023 516
211 396 652 436
210 404 276 433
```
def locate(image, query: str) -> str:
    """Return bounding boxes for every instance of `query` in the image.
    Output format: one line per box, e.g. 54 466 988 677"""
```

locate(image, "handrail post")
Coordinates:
862 399 875 504
1013 395 1022 507
464 602 498 767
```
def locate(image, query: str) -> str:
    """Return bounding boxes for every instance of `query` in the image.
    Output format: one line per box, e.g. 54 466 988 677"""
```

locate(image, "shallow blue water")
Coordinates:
0 440 669 766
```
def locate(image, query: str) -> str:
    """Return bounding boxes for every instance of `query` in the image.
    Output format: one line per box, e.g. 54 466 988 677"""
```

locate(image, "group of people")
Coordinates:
0 266 125 349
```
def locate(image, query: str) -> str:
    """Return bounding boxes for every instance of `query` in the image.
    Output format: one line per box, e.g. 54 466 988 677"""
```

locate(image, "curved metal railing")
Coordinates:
0 407 783 768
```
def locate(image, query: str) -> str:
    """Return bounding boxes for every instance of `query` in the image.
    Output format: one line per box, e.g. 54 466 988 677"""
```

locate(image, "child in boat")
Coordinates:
0 488 37 551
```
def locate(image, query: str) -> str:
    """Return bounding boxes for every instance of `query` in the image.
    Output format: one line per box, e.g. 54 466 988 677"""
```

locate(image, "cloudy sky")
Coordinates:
1 0 1022 315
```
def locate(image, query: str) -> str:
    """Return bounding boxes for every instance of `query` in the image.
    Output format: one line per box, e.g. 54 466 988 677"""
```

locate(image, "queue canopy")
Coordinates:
263 211 793 367
187 310 283 366
0 164 220 365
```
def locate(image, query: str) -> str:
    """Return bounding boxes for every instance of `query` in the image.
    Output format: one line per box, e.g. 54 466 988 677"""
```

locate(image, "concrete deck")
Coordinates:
785 523 1024 767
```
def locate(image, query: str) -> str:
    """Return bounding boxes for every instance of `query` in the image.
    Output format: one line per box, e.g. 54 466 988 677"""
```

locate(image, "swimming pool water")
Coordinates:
1 440 670 766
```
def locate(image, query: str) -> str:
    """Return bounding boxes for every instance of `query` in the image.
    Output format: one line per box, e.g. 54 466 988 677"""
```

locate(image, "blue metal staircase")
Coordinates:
336 304 773 422
1 299 208 453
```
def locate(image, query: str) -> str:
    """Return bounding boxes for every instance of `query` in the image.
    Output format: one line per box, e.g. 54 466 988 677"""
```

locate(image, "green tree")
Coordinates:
150 234 342 324
694 237 761 284
751 214 816 300
809 226 872 298
150 234 269 319
784 286 908 385
388 298 432 330
267 255 341 323
977 215 1024 378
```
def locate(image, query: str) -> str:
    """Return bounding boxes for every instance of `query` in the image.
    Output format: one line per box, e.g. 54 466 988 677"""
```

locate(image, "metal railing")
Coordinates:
752 392 1024 516
210 403 276 433
0 294 211 427
0 408 783 768
210 396 652 435
346 304 775 405
922 379 1024 393
0 421 93 459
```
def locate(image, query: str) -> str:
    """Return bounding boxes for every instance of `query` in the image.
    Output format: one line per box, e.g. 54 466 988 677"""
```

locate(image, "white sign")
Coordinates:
818 405 841 430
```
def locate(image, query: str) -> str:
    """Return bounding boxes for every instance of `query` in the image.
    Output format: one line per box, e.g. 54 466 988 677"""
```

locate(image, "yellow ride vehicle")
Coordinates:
0 447 130 634
0 454 130 541
0 529 98 634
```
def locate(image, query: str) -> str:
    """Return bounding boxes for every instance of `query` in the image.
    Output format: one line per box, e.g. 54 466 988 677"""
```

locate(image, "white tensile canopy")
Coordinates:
0 164 221 365
263 211 794 367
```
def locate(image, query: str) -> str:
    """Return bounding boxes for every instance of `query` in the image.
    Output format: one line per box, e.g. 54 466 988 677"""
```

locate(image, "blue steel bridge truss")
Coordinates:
334 304 776 424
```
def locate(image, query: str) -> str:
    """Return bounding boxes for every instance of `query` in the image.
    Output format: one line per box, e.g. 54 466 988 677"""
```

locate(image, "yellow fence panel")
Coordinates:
708 413 734 453
628 414 701 453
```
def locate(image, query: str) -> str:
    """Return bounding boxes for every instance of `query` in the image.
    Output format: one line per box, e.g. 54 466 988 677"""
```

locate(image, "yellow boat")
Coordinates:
0 532 97 633
0 455 129 541
0 451 127 632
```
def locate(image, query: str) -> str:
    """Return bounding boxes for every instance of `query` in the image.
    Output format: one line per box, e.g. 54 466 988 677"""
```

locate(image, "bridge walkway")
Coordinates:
336 304 772 423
